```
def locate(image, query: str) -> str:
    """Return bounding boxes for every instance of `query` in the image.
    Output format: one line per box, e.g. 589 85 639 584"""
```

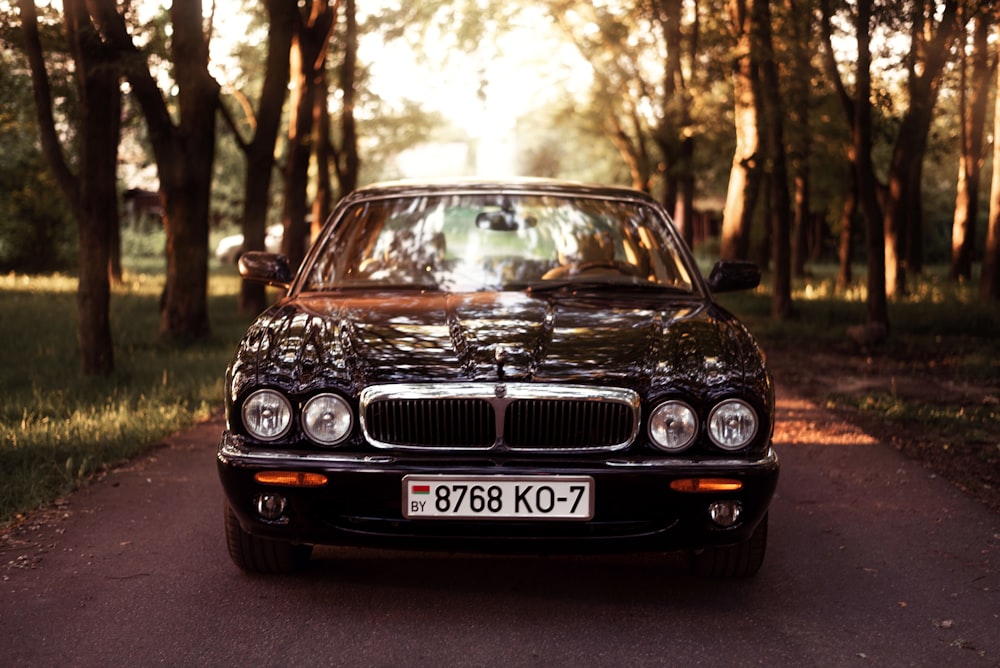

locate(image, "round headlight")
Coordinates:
302 393 353 445
708 399 758 451
648 400 698 452
241 389 292 441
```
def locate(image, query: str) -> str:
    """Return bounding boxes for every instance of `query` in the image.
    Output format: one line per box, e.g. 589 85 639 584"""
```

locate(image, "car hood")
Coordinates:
228 291 766 402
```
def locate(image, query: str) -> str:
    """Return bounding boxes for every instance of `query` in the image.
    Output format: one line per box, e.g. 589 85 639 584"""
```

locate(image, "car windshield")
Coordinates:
302 192 696 293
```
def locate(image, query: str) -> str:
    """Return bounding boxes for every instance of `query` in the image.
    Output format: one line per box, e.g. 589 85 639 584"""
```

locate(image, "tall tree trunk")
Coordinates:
337 0 360 198
72 3 120 374
752 0 792 319
982 34 1000 303
653 0 696 249
854 0 888 333
951 15 990 283
159 1 217 340
20 0 118 375
238 0 295 315
883 0 960 297
785 0 812 278
283 0 335 271
819 0 858 294
721 0 761 261
312 67 332 243
93 0 219 341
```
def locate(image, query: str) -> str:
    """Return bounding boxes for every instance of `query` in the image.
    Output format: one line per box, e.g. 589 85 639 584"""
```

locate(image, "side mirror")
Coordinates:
238 251 295 288
706 260 761 293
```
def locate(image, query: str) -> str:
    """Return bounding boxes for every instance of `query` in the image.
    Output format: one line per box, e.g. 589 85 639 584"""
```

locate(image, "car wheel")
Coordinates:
691 512 768 578
224 503 312 574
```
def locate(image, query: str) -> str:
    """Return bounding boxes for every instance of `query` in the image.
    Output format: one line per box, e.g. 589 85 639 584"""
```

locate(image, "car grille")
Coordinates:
360 383 640 453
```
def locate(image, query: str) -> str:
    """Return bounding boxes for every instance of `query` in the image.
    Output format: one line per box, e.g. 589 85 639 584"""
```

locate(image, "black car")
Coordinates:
218 179 778 577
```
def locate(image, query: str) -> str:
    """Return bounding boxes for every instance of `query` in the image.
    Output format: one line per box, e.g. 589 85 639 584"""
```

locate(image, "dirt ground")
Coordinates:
766 344 1000 515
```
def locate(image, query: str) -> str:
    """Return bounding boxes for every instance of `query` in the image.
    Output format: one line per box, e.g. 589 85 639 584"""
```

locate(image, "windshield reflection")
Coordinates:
304 194 695 293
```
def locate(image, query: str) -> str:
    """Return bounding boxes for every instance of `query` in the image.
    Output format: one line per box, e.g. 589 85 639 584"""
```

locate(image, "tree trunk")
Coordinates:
239 0 295 315
951 15 990 283
337 0 361 198
158 1 217 340
752 0 792 319
721 0 761 261
312 67 332 243
93 0 219 341
854 0 888 332
981 37 1000 303
883 1 960 298
73 4 120 374
283 1 335 271
20 0 118 375
785 0 812 279
653 0 696 249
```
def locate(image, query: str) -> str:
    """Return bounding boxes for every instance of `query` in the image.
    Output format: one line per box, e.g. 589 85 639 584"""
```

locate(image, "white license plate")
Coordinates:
402 475 594 520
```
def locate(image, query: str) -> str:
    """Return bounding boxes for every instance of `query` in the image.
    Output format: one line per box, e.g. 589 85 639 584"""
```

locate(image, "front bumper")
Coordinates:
217 431 779 553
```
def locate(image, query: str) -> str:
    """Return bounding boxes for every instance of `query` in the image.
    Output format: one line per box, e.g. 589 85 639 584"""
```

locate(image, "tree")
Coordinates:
312 0 362 241
92 0 219 340
784 0 814 278
649 0 698 246
881 1 961 298
220 0 295 315
752 0 792 319
982 24 1000 302
853 0 889 334
720 0 761 261
19 0 120 375
950 12 991 283
333 0 361 198
281 0 335 271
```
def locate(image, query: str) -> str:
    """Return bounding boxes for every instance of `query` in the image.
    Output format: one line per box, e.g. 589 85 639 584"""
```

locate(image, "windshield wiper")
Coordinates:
525 280 691 295
317 282 443 292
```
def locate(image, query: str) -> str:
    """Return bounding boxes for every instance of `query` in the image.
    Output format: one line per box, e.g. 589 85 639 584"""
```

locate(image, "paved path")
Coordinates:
1 386 998 666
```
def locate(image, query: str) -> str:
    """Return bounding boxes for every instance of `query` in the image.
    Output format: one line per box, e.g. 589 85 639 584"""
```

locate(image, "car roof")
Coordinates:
342 178 656 204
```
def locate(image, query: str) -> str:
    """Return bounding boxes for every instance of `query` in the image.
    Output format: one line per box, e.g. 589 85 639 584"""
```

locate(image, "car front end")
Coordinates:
218 179 778 576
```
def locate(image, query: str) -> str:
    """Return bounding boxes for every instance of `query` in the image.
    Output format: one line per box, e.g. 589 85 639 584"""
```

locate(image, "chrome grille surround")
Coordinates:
360 383 640 453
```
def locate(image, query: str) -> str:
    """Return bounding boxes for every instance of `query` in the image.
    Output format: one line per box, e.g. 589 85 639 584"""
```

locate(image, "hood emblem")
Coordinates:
494 383 507 399
495 345 508 381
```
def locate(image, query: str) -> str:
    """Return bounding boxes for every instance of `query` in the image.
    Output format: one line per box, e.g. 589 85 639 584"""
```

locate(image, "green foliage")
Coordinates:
0 48 76 272
514 99 628 184
0 256 253 527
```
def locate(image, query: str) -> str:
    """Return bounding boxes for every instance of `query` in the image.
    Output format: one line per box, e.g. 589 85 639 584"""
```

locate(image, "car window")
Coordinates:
302 193 695 293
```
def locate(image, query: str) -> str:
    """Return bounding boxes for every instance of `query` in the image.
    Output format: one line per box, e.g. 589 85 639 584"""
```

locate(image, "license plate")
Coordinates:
402 475 594 520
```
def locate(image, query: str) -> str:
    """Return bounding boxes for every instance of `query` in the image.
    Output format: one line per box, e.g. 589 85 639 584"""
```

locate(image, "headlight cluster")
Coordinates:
241 389 353 446
648 398 758 453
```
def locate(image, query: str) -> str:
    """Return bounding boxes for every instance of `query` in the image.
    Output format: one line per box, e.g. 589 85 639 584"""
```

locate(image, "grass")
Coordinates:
720 264 1000 363
720 265 999 512
0 235 255 527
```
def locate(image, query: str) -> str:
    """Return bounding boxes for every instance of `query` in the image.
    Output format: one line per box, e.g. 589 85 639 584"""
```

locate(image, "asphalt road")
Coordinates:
1 385 998 667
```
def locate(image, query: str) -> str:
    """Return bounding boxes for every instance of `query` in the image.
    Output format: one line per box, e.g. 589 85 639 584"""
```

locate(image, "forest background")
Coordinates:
0 0 997 525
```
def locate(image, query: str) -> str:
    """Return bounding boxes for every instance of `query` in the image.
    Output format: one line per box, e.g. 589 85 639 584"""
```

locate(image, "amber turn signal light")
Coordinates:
670 478 743 493
254 471 328 487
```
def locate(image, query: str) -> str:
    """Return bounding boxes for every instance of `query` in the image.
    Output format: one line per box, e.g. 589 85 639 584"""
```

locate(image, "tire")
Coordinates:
224 503 312 574
691 512 768 578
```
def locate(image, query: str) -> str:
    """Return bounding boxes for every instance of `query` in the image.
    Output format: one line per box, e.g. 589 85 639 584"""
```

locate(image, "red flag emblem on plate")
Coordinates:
412 484 430 495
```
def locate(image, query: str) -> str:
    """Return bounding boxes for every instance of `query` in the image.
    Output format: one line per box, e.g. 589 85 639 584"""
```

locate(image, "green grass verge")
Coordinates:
0 251 254 527
718 265 1000 384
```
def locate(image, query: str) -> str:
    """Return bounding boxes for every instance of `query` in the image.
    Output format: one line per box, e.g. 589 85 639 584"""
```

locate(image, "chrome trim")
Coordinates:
606 447 778 468
220 432 777 471
359 383 641 453
219 432 397 466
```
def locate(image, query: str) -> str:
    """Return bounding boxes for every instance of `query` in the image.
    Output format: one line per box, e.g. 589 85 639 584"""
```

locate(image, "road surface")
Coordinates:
2 385 998 666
